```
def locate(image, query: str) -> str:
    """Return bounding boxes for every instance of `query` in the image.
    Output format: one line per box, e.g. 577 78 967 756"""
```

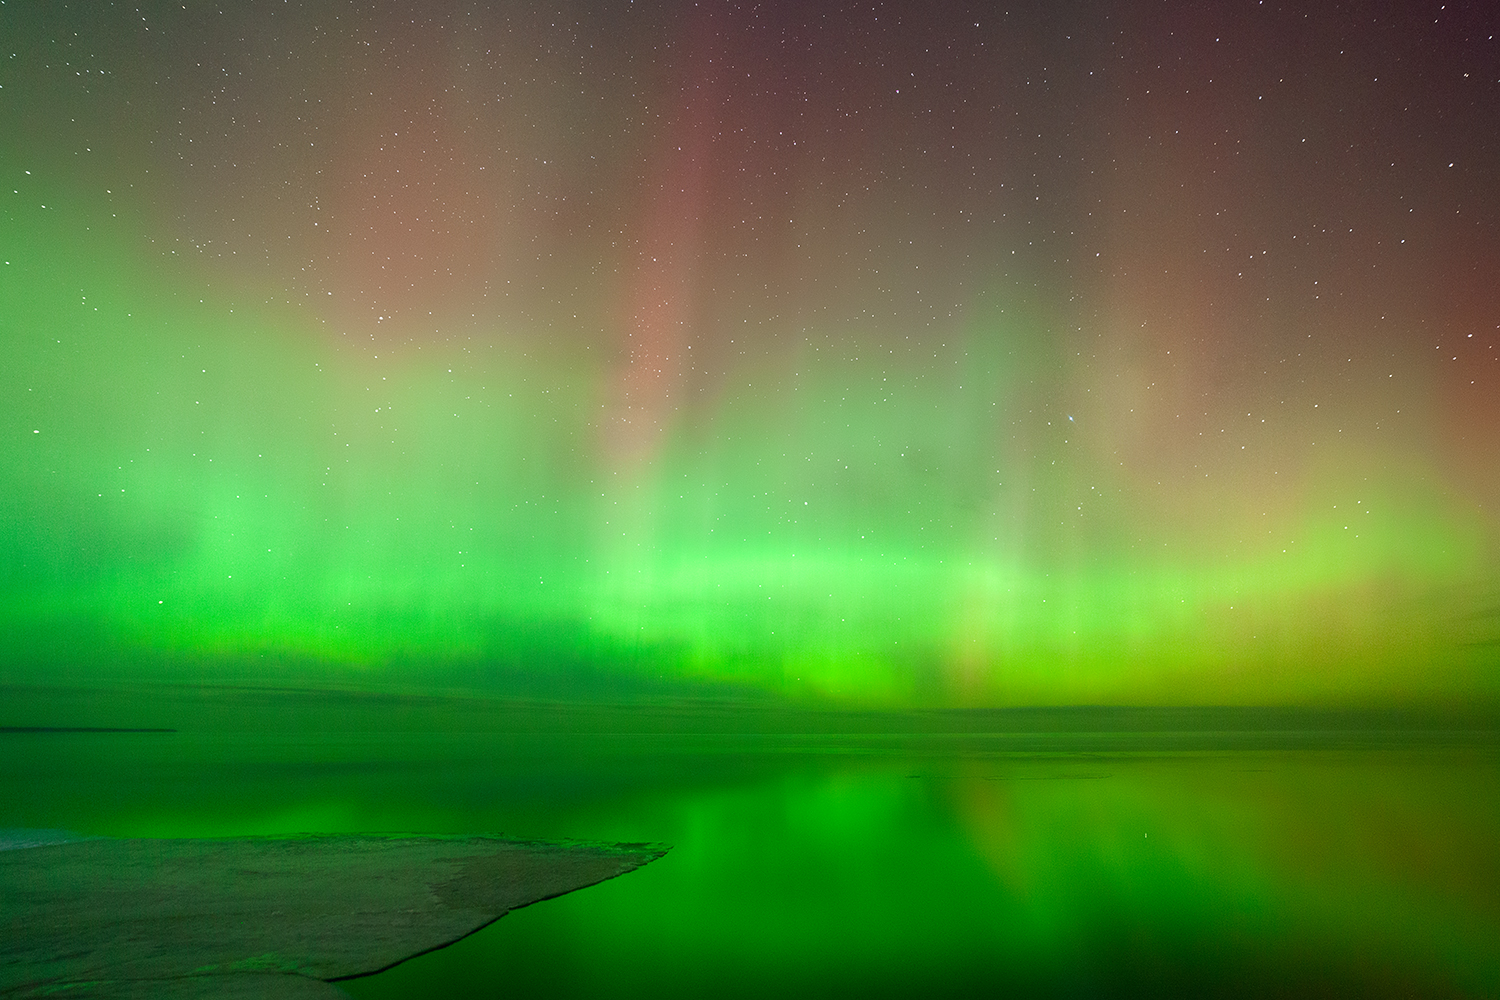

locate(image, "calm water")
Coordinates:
3 691 1498 998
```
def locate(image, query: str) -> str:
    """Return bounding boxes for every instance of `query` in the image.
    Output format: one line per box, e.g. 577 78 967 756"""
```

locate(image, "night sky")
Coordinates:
3 0 1498 706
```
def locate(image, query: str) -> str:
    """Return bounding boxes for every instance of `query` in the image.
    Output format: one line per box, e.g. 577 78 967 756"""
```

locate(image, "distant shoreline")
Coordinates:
0 727 177 733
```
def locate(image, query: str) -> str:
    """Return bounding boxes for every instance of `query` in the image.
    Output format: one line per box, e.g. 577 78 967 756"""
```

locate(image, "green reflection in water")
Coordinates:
336 750 1500 999
2 696 1496 998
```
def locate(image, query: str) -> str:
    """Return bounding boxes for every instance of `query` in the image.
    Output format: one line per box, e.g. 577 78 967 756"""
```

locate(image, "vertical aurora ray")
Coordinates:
2 0 1498 706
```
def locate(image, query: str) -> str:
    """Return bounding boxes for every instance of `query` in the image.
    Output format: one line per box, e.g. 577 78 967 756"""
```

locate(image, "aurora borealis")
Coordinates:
3 0 1499 706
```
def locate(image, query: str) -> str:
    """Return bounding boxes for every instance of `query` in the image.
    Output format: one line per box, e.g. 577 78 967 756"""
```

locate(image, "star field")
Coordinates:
2 0 1498 705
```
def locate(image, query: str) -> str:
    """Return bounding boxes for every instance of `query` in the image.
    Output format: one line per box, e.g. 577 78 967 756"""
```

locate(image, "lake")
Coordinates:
3 688 1498 998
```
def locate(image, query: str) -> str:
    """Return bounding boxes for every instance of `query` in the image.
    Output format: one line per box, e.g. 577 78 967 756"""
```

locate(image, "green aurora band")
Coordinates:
3 198 1493 707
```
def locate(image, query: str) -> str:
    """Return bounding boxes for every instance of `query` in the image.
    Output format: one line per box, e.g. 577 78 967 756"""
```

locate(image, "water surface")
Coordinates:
3 690 1497 998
